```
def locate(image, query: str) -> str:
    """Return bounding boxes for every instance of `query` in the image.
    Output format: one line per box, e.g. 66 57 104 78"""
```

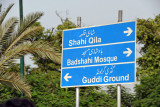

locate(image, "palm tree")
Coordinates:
0 4 61 97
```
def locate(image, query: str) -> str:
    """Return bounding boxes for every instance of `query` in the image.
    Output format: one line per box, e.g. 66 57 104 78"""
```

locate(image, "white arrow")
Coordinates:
123 48 132 57
124 27 133 36
64 73 72 82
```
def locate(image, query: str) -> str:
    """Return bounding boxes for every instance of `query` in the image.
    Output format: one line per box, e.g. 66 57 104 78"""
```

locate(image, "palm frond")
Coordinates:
4 12 43 52
0 4 14 25
0 70 31 97
5 26 43 53
18 12 43 35
0 4 62 98
0 41 61 68
28 41 61 64
0 17 18 48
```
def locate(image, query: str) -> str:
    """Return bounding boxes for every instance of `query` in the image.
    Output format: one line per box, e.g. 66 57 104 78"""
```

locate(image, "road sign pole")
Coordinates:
76 16 81 107
76 87 80 107
19 0 24 79
117 84 121 107
117 10 123 107
118 10 123 22
19 0 24 97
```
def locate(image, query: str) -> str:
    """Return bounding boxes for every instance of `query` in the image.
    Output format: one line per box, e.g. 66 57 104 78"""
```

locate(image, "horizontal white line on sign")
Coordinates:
62 61 135 69
63 41 135 50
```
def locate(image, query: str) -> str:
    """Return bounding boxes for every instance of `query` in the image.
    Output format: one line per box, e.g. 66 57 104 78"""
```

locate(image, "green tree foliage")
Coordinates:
107 85 135 107
136 15 160 77
134 69 160 107
134 14 160 106
26 70 117 107
0 86 21 103
80 89 117 107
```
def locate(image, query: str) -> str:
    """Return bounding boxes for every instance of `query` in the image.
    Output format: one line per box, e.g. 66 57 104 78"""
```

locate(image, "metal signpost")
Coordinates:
19 0 24 79
76 17 81 107
117 10 123 107
19 0 24 97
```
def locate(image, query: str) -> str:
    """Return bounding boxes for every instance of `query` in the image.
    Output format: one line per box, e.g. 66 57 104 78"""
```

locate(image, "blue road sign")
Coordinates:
61 21 136 88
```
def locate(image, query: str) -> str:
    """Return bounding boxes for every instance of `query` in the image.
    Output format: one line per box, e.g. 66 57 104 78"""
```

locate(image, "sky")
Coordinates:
1 0 160 92
2 0 160 28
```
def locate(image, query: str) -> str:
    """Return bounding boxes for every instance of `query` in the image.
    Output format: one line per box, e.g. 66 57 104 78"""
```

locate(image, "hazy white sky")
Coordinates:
2 0 160 29
1 0 160 91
